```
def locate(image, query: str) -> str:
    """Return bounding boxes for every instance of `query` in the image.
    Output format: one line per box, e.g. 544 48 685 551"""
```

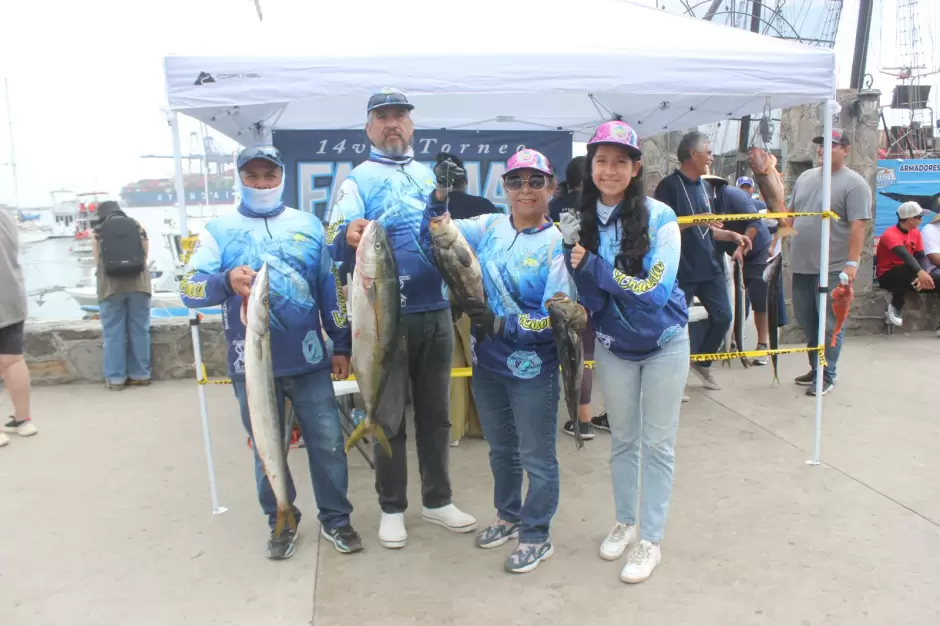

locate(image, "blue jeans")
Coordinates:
680 277 732 367
791 272 843 384
99 291 151 384
233 368 353 531
471 365 560 544
595 330 690 543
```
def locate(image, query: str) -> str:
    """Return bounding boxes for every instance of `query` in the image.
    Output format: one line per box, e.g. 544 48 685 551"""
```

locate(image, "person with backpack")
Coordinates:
91 201 152 390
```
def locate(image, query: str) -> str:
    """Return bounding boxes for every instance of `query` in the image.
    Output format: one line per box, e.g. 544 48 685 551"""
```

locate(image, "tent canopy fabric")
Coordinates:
163 0 836 143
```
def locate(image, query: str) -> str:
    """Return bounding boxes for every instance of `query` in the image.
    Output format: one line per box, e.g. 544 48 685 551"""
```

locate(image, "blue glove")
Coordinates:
559 211 581 246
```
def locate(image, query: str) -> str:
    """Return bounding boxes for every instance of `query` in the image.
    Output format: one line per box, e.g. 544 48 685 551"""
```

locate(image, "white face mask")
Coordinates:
238 178 285 215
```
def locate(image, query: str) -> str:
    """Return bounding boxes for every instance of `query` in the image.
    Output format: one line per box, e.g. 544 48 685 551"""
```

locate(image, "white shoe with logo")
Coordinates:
378 513 407 549
422 504 477 533
599 522 636 561
886 304 903 327
620 540 662 584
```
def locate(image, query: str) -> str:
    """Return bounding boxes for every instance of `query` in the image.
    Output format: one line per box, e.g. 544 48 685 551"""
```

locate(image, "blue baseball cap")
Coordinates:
367 88 414 113
237 145 284 171
736 176 755 187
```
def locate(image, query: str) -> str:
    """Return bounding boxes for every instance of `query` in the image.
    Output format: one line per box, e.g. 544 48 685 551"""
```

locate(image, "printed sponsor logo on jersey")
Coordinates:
517 313 550 332
612 260 665 294
330 265 349 328
179 270 207 300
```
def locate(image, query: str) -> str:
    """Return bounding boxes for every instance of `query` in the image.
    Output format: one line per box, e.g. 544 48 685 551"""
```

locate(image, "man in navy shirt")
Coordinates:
708 177 772 364
654 132 751 390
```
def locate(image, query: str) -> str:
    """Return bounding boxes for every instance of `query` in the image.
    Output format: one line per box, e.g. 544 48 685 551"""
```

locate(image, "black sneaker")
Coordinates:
321 524 363 554
794 370 815 386
805 380 834 396
563 420 595 440
591 413 610 432
266 528 297 560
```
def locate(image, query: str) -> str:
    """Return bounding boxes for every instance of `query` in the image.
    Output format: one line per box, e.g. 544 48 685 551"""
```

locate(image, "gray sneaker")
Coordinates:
690 364 721 390
266 528 297 560
475 519 520 549
504 540 554 574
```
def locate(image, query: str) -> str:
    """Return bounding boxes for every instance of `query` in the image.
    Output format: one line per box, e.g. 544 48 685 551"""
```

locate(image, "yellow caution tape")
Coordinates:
555 211 838 227
195 346 826 385
675 211 840 225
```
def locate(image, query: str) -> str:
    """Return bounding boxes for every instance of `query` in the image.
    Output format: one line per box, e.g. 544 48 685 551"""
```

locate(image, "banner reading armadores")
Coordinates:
273 129 573 221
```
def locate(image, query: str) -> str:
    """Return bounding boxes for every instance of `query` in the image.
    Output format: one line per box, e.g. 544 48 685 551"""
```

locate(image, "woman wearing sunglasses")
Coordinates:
559 121 689 584
420 149 577 574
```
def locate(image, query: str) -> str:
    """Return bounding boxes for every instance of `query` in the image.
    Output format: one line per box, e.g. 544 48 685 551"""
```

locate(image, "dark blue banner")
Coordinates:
273 129 573 221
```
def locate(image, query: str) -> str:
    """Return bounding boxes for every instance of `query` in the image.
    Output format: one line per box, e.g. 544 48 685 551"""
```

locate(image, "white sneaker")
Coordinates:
0 432 10 447
2 418 38 436
378 513 407 549
886 304 903 327
422 504 477 533
620 540 662 584
599 522 636 561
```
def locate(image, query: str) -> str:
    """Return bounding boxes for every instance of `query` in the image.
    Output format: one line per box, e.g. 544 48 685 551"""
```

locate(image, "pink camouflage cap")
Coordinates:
588 120 642 157
504 149 553 177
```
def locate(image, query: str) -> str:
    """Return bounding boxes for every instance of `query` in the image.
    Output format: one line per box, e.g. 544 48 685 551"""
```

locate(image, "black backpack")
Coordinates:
99 214 146 277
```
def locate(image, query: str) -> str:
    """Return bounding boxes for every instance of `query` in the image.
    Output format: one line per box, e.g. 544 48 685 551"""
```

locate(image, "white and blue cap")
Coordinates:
237 145 284 171
736 176 755 188
367 88 414 113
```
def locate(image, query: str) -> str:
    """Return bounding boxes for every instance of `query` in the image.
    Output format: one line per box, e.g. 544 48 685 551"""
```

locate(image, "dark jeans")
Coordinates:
233 367 353 531
471 365 560 543
374 308 454 514
791 272 843 384
680 277 732 367
878 266 940 311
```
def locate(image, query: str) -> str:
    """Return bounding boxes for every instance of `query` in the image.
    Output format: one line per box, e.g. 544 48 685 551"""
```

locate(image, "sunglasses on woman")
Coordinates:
503 173 548 192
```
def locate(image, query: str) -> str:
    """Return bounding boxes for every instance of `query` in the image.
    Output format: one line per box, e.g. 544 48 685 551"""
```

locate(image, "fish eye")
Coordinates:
262 295 269 306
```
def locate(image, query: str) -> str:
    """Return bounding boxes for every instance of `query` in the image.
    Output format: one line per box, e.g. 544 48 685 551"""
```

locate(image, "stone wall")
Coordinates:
23 318 229 386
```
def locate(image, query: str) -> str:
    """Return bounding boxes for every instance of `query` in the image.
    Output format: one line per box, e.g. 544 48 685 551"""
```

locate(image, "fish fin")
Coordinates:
454 245 473 268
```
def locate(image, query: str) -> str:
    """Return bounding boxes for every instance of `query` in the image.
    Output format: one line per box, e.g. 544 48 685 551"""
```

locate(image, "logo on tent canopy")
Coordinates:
194 72 216 85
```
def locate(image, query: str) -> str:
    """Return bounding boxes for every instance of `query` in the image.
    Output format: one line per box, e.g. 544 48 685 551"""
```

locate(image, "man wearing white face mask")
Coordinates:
181 146 361 561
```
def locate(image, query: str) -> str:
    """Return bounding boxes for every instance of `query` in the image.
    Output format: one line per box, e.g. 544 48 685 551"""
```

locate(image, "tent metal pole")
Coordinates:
807 99 834 467
170 111 228 515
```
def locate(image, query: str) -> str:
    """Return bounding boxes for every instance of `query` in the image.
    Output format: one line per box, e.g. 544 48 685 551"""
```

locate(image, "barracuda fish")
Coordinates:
547 293 588 450
244 262 296 539
764 252 783 384
428 213 486 316
345 221 399 457
732 259 750 368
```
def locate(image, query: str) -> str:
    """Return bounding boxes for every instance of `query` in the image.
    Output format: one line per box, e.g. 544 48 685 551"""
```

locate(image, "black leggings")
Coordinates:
878 265 940 310
580 317 595 406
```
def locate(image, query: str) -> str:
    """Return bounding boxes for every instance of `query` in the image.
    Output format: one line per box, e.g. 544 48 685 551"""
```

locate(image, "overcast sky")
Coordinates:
1 0 938 207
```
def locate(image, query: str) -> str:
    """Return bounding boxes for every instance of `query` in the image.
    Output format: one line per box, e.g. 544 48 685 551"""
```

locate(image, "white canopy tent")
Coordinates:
163 0 839 514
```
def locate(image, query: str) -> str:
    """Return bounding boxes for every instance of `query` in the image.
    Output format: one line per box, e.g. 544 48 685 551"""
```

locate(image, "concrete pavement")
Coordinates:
1 332 939 625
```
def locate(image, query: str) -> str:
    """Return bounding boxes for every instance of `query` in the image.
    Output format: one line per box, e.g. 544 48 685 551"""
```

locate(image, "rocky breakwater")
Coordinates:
22 318 229 385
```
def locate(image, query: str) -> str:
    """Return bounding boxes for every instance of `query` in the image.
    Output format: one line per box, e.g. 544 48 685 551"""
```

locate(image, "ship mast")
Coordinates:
3 78 19 209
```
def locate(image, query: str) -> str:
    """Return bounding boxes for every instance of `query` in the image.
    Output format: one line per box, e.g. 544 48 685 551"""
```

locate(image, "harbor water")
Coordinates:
19 204 236 322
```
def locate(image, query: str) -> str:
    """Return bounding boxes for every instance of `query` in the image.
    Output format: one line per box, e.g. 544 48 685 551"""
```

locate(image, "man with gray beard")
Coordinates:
326 88 477 550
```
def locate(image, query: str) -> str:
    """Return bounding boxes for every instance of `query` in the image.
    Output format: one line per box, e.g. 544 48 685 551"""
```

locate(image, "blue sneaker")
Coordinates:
475 519 520 549
503 540 554 574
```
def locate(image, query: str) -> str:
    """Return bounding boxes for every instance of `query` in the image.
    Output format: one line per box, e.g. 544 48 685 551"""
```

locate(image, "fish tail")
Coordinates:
344 419 369 454
273 506 295 540
373 424 393 459
771 357 779 384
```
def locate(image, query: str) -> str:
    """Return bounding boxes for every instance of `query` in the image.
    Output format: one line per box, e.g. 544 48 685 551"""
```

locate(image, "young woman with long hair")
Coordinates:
559 121 689 583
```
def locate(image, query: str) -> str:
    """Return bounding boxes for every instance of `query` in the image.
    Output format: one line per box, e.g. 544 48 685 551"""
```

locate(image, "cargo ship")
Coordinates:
119 170 236 207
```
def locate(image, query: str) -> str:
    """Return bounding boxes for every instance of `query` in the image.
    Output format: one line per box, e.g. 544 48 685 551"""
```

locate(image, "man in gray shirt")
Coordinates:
788 129 872 396
0 209 39 447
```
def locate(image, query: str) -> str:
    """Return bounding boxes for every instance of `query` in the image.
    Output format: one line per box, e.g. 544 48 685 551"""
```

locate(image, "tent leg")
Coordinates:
806 99 835 467
170 111 227 514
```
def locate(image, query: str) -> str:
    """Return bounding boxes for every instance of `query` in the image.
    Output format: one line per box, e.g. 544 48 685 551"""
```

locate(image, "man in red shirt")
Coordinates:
876 201 937 326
